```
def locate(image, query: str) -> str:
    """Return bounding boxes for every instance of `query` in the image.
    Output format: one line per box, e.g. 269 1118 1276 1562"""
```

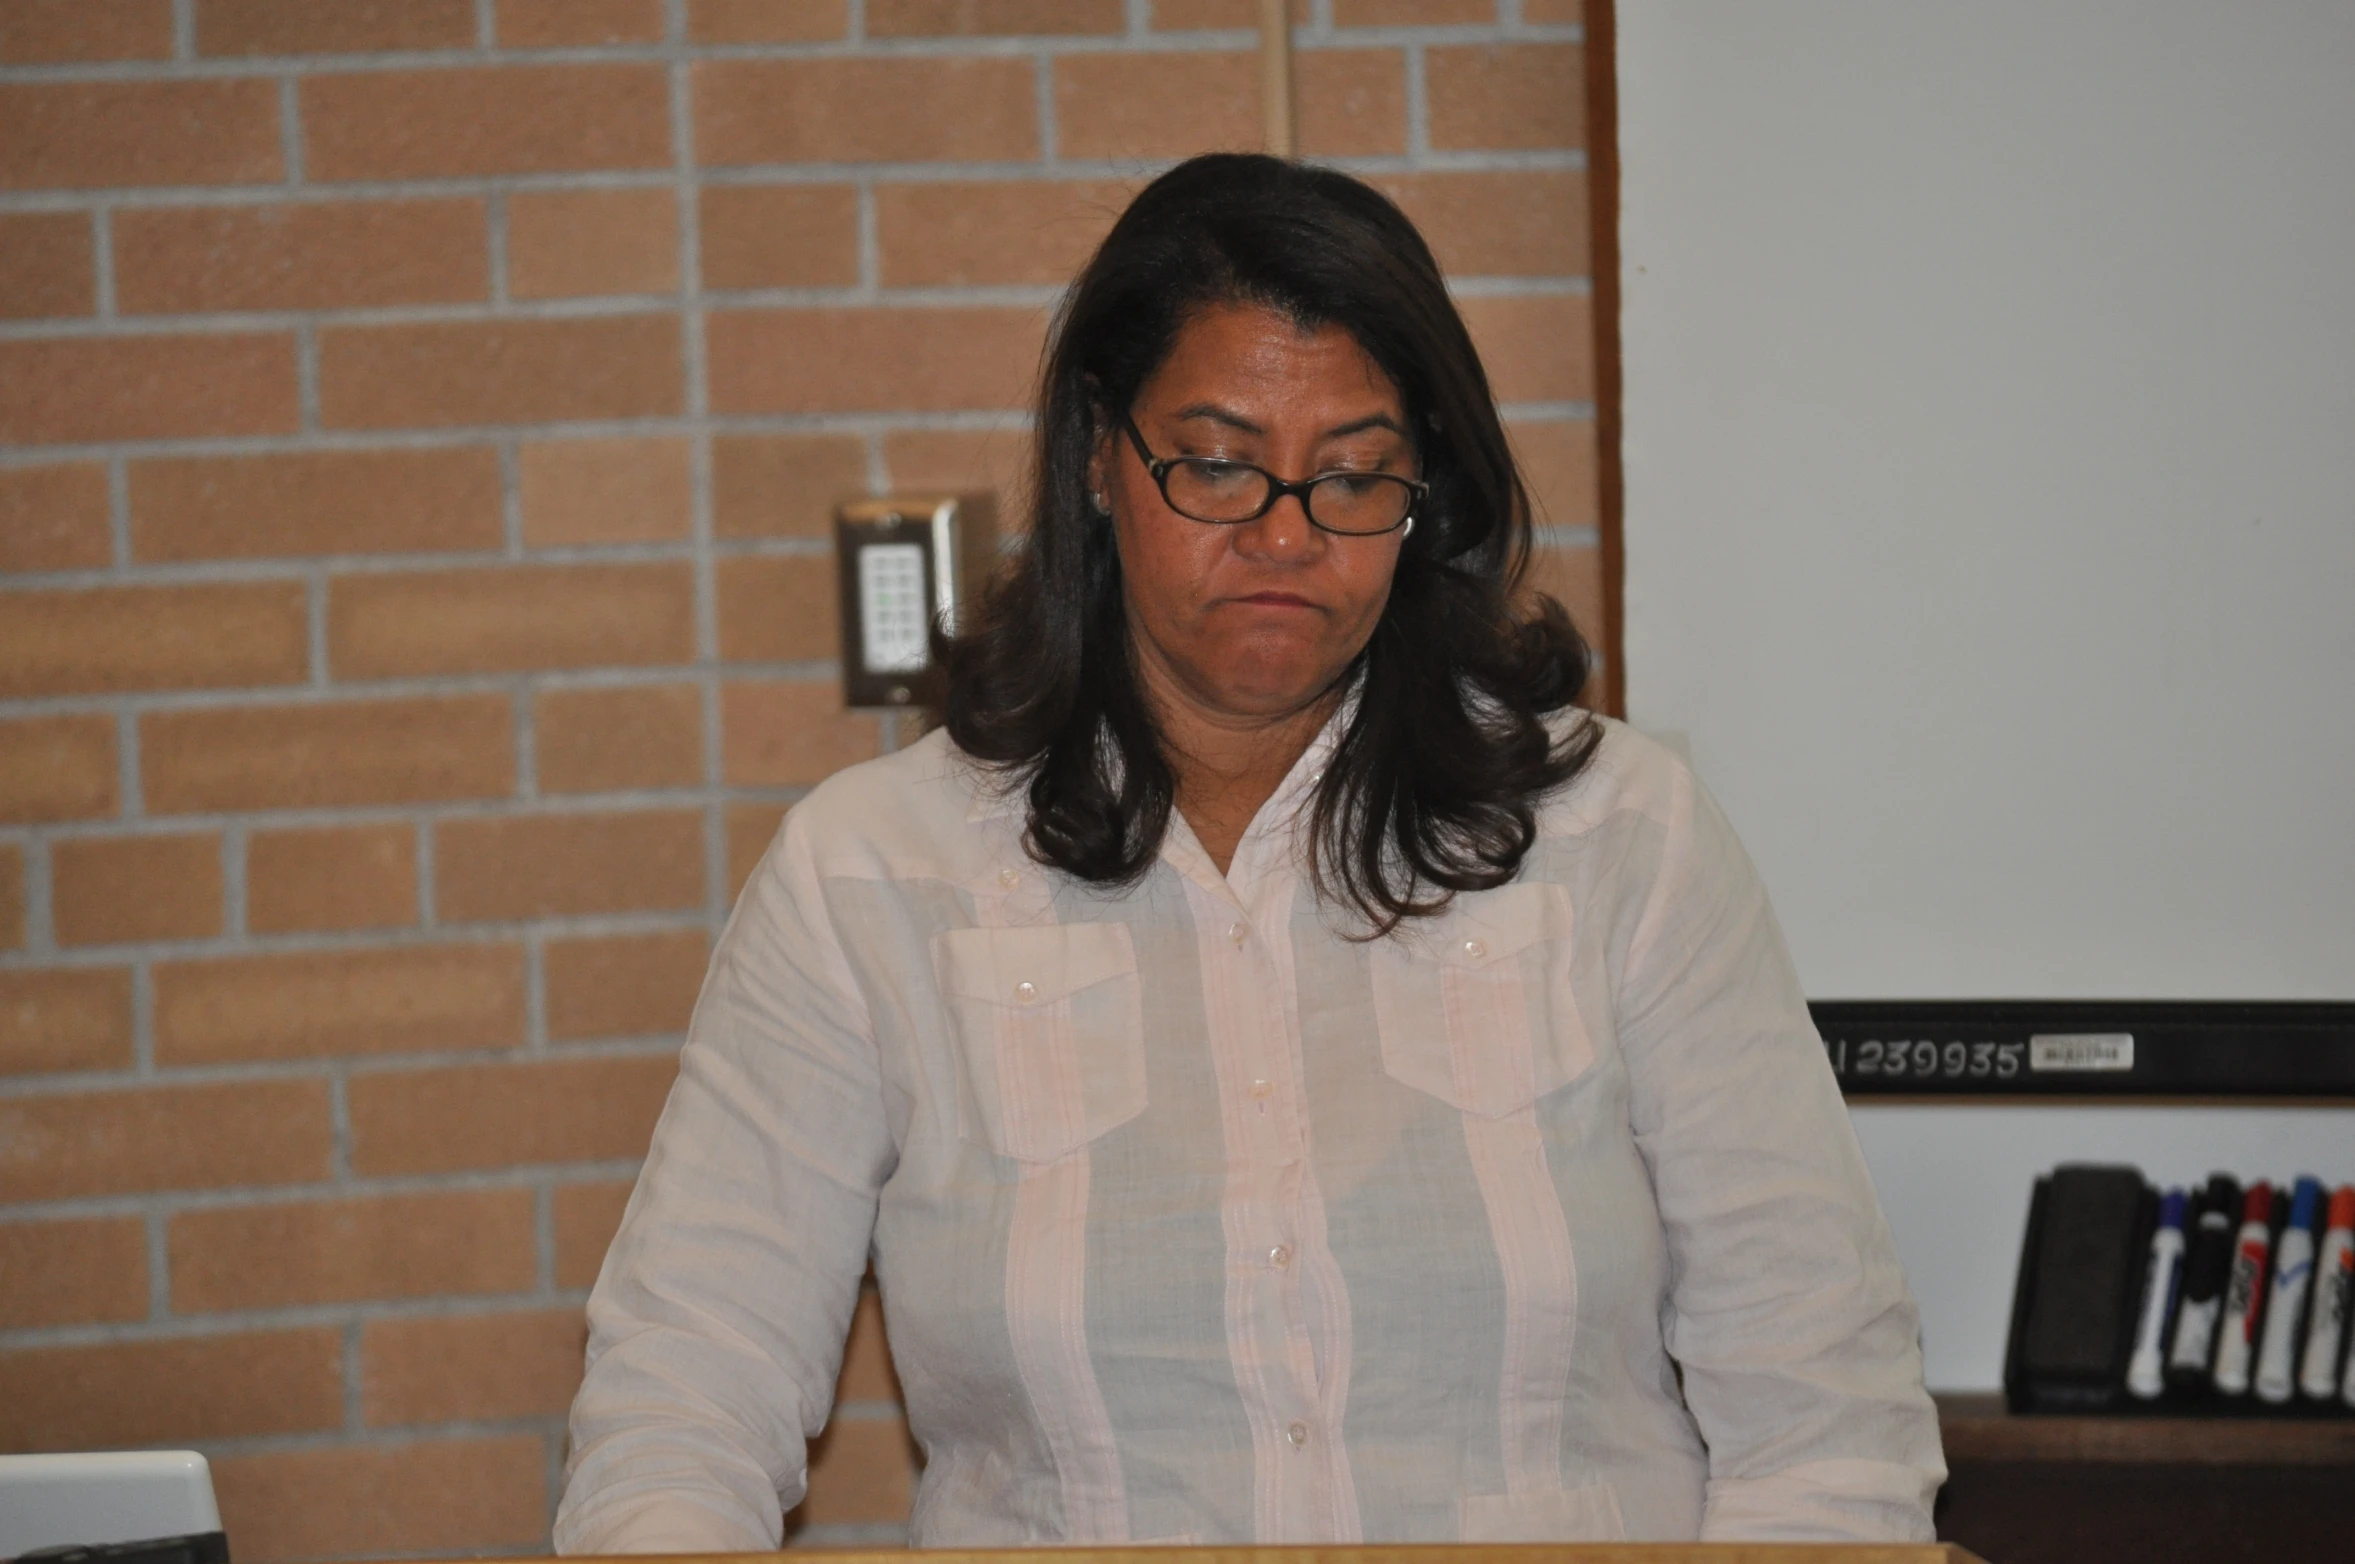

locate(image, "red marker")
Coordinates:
2212 1181 2273 1395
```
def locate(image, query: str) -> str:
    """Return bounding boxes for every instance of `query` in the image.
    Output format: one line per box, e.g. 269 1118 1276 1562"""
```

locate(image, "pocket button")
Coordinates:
1014 980 1038 1005
1462 938 1486 960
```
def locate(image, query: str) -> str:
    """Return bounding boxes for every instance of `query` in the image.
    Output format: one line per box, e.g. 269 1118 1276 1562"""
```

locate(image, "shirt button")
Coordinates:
1227 922 1248 947
997 868 1021 889
1462 938 1486 960
1249 1078 1273 1099
1286 1421 1309 1447
1269 1244 1292 1269
1014 981 1038 1005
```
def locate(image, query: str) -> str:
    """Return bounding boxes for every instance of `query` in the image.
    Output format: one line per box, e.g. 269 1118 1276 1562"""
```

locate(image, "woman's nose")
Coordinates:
1235 490 1321 560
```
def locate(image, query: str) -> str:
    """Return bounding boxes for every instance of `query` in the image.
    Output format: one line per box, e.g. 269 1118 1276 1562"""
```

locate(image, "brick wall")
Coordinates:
0 1 1602 1558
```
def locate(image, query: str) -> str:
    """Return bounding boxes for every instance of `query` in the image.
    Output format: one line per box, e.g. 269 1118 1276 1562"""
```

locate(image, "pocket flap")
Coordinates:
934 921 1137 1008
1417 881 1568 969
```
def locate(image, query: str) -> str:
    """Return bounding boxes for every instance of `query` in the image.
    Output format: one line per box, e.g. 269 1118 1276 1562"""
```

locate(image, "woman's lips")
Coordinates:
1233 591 1319 609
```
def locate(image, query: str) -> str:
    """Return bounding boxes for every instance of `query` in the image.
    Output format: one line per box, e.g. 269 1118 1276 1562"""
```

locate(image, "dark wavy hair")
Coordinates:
940 153 1600 933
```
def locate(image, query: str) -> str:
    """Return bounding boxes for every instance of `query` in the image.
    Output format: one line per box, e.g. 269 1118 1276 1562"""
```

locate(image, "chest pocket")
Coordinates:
933 921 1148 1165
1369 880 1595 1118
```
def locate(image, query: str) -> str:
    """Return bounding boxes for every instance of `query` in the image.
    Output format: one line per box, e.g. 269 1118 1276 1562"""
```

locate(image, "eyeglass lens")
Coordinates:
1162 460 1413 535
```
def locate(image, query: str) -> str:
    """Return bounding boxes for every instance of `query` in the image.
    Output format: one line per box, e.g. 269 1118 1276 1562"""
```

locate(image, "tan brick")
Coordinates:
0 582 308 699
363 1307 585 1426
0 333 298 445
686 0 846 43
247 823 419 933
695 57 1036 166
1522 541 1603 639
0 0 174 63
722 680 880 787
725 801 786 899
142 695 515 814
1509 416 1598 531
0 714 118 824
154 943 524 1064
0 1079 333 1201
197 0 475 54
130 448 503 563
1459 292 1593 404
170 1189 536 1311
718 554 838 664
882 428 1029 516
712 433 868 539
0 462 111 572
114 199 489 314
304 63 671 180
349 1053 677 1175
535 683 704 794
0 211 93 318
0 844 19 950
545 928 709 1042
434 809 705 922
797 1416 916 1524
875 178 1130 289
1298 49 1408 157
1054 50 1254 161
501 0 664 45
0 80 282 190
507 186 678 300
1428 43 1584 151
838 1285 903 1404
0 1329 342 1454
319 315 682 430
1374 170 1589 279
0 1217 148 1329
869 0 1121 33
1333 0 1490 21
553 1178 632 1287
697 183 858 291
52 832 223 947
210 1436 548 1564
708 306 1045 415
520 437 691 546
331 562 695 678
0 968 134 1076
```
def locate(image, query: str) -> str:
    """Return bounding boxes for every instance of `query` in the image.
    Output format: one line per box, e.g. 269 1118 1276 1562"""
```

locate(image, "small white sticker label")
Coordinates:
858 543 930 674
2028 1033 2136 1072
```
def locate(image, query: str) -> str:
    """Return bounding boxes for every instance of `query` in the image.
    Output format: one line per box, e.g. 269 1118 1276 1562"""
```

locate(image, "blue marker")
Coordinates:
2127 1187 2188 1399
2255 1176 2323 1403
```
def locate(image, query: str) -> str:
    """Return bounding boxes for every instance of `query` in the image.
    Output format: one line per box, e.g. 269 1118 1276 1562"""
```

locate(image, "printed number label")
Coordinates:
1836 1037 2024 1081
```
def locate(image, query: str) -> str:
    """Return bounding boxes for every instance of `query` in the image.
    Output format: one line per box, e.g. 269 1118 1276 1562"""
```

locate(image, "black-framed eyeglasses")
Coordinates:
1118 410 1426 537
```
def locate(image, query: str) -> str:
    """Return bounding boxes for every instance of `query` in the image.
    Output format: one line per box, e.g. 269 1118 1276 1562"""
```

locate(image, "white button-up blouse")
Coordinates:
553 715 1945 1552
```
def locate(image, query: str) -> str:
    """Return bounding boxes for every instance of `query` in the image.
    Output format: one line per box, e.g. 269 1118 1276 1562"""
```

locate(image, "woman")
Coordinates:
554 154 1943 1551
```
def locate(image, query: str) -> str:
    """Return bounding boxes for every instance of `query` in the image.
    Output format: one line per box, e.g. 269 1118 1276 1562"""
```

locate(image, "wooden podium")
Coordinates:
525 1548 1988 1564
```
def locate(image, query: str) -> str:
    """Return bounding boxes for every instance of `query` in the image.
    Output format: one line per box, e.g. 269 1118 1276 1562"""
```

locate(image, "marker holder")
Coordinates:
2004 1166 2354 1420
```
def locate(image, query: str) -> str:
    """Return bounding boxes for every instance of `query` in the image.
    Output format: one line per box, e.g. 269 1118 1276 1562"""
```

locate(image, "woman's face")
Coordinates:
1101 302 1414 729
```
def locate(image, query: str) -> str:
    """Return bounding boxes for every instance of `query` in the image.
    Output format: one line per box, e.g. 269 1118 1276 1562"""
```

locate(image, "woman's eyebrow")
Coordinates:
1167 405 1407 441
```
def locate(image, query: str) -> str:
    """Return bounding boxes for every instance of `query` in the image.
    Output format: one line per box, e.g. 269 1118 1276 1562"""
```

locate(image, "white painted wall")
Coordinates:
1614 1 2355 1389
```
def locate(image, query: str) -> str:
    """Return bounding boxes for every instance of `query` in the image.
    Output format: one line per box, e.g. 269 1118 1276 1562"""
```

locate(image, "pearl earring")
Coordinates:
1401 516 1416 538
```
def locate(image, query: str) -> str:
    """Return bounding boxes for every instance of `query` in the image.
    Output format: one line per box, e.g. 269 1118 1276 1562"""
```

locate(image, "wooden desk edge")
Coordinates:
501 1548 1985 1564
1936 1391 2355 1465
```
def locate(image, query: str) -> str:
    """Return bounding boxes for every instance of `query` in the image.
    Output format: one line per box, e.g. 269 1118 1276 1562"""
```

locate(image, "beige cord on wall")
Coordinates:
1259 0 1296 157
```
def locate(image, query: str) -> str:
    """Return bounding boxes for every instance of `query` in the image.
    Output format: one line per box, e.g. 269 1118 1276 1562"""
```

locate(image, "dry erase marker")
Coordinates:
2254 1177 2321 1402
2301 1185 2354 1400
2127 1187 2188 1399
2212 1181 2273 1396
2168 1175 2241 1384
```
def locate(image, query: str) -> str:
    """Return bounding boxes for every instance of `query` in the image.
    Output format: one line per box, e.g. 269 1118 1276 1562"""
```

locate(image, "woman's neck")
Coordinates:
1144 673 1339 879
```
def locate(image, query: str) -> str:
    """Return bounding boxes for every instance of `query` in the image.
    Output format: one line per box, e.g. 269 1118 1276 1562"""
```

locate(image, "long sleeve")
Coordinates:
553 812 896 1554
1616 759 1946 1541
